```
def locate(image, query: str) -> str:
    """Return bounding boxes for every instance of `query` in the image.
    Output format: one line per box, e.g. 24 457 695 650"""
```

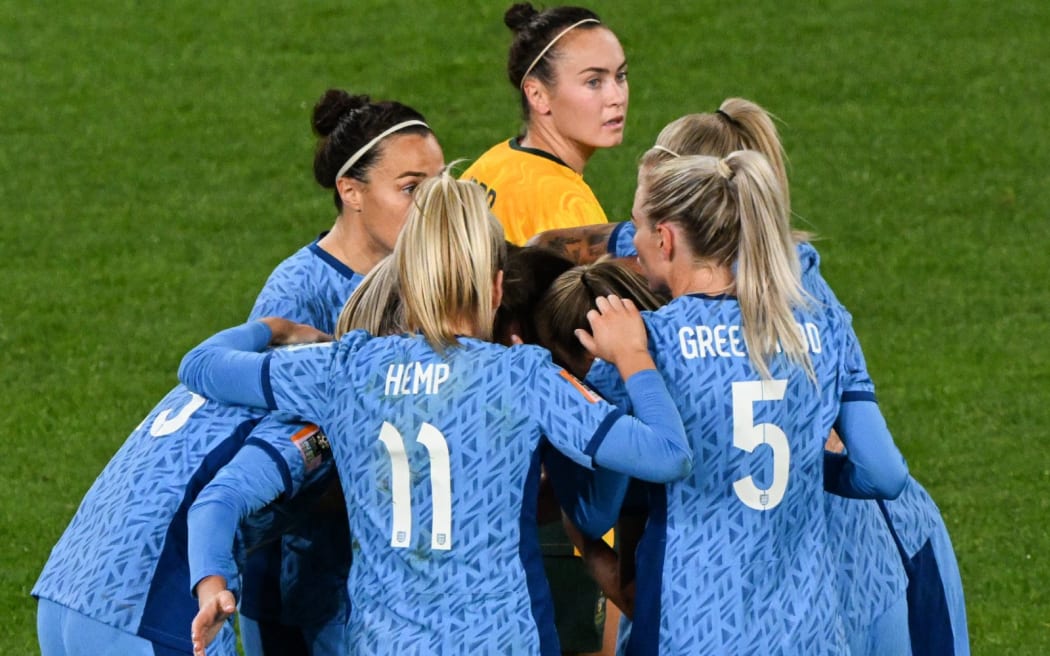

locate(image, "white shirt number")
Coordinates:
731 380 790 511
377 421 453 551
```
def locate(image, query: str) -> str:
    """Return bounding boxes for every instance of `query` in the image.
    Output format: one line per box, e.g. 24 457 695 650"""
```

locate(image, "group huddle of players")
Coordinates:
33 4 969 656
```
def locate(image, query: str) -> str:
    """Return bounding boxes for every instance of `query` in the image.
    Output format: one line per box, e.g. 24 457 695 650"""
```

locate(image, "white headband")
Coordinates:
333 120 430 183
519 18 601 90
652 145 680 158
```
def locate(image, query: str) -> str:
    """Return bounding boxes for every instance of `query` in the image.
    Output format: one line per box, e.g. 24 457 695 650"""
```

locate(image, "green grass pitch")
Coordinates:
2 1 1047 652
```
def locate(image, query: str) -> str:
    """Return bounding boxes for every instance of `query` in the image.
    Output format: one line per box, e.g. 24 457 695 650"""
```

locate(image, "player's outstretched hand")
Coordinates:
260 317 332 346
575 295 655 379
191 582 236 656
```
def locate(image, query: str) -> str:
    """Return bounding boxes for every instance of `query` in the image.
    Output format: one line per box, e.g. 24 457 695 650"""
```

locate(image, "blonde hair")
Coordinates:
335 255 404 338
640 151 811 379
395 170 507 351
536 259 666 368
641 98 810 242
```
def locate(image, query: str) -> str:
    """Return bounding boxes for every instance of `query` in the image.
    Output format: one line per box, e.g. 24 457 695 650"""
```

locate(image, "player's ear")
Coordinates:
492 269 505 311
656 222 675 261
523 79 552 116
336 176 365 214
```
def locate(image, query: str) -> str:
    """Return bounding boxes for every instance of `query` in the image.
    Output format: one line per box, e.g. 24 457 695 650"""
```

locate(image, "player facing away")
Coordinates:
31 384 318 656
238 88 444 656
461 3 627 245
178 171 693 656
576 151 910 655
530 100 939 653
186 260 403 656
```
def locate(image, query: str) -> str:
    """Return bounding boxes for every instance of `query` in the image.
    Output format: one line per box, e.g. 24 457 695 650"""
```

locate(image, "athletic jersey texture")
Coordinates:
262 334 627 654
462 139 608 245
880 477 970 656
32 386 265 652
243 235 362 628
588 294 863 655
250 236 364 335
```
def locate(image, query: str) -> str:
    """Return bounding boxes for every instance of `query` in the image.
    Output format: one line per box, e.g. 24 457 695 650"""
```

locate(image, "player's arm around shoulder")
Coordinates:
577 296 692 483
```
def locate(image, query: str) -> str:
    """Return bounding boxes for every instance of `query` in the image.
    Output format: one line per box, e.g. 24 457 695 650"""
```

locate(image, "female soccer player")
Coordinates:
179 171 692 656
31 390 320 656
237 88 445 656
461 3 628 245
250 88 443 334
578 150 910 654
540 99 914 654
531 259 667 627
186 260 401 656
590 100 968 655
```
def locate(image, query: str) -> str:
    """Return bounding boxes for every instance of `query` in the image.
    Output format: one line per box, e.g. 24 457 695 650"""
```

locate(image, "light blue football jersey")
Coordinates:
587 293 862 655
32 385 266 653
826 495 909 650
189 421 345 620
262 333 629 655
243 235 363 629
879 477 970 656
249 236 364 334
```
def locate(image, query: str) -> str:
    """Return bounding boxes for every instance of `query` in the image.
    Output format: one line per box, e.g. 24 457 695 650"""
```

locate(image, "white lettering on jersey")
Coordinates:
680 322 822 359
384 362 451 396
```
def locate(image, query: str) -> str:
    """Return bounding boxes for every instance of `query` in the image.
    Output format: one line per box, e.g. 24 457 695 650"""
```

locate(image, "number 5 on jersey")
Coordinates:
732 380 790 511
378 421 452 551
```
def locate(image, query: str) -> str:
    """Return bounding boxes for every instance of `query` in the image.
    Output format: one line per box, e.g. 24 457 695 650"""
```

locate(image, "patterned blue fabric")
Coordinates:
880 478 970 655
262 333 629 655
32 386 265 654
607 221 636 260
826 496 909 653
37 597 238 656
242 236 362 633
249 237 364 334
587 292 869 655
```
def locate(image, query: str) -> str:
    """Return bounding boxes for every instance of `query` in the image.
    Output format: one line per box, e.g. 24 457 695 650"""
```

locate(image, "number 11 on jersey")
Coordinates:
378 421 453 551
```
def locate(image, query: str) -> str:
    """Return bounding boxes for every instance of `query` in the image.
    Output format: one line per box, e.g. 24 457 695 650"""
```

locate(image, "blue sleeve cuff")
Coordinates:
831 400 908 499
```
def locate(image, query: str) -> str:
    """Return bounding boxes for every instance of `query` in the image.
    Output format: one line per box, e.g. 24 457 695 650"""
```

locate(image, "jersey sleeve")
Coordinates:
828 401 909 499
544 445 630 539
262 341 345 422
179 321 276 408
590 369 692 482
584 358 631 410
523 354 623 469
826 309 908 499
187 417 307 597
525 353 691 483
187 418 337 598
249 285 317 324
608 221 638 258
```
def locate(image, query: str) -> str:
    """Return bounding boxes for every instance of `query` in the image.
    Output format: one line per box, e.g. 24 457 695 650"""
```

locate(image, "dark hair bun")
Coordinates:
504 3 538 31
312 89 371 137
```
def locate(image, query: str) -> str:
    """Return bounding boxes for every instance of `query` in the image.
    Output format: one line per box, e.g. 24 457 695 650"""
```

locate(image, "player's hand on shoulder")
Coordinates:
260 317 332 346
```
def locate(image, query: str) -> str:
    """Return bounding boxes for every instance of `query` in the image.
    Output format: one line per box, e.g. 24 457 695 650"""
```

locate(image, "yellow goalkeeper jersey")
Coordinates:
461 138 608 245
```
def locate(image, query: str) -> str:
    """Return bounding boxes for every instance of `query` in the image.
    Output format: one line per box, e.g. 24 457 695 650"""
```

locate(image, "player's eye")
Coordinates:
616 70 628 83
586 77 601 89
401 183 418 195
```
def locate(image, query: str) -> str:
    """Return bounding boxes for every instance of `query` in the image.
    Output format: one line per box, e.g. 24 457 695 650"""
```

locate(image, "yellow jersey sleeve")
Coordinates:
461 139 608 245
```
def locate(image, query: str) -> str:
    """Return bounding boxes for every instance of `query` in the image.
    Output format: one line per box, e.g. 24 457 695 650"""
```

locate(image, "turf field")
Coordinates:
3 1 1047 652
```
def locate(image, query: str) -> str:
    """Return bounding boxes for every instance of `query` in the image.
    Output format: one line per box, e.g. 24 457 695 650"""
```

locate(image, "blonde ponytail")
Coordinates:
395 170 507 352
640 151 811 379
